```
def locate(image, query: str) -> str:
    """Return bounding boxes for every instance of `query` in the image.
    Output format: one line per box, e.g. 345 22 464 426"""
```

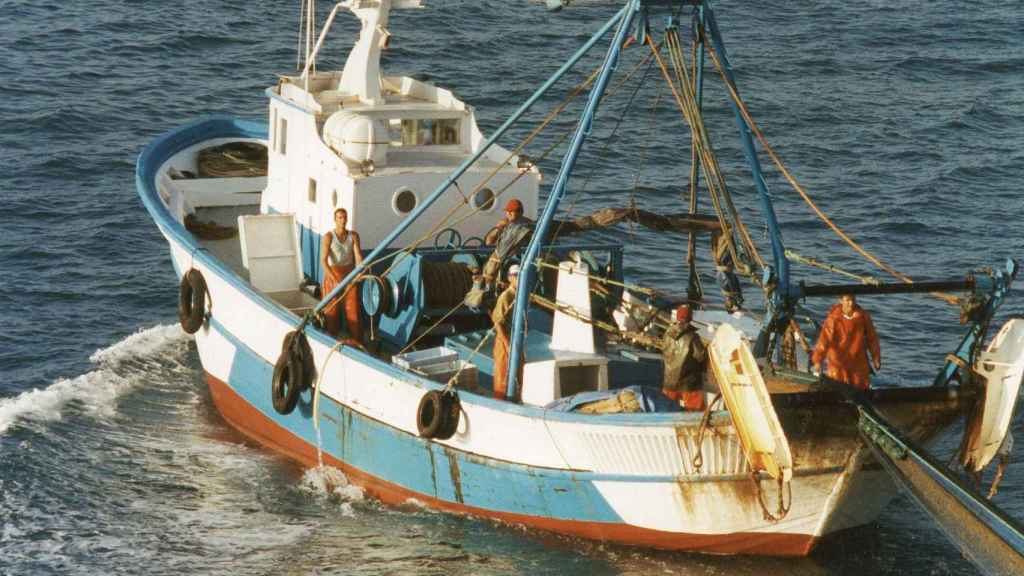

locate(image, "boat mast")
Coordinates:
505 0 642 400
702 1 792 354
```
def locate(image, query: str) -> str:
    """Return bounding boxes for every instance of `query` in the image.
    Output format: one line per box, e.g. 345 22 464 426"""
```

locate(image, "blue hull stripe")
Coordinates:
212 316 623 521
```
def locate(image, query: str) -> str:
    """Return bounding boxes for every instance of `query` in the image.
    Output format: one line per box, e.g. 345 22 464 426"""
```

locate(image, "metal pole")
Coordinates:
702 1 788 292
312 4 631 317
505 0 641 400
799 279 975 298
685 6 705 302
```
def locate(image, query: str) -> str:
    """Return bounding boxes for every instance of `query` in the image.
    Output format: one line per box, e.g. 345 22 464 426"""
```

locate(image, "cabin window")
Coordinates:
393 187 417 214
308 178 317 204
472 187 495 211
278 117 288 154
433 119 459 145
400 119 419 145
396 119 460 146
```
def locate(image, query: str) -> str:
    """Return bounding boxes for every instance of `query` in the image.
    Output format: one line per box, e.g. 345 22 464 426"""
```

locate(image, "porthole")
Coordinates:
471 187 496 212
393 187 418 215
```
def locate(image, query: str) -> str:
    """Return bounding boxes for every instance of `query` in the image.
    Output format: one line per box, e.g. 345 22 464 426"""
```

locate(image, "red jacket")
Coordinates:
812 303 880 390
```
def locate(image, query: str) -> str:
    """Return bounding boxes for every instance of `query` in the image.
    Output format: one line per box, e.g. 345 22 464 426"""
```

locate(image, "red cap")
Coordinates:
675 305 691 323
504 198 523 213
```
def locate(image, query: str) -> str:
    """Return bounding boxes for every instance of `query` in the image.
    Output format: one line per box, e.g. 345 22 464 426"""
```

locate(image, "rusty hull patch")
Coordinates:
443 447 464 504
427 443 438 497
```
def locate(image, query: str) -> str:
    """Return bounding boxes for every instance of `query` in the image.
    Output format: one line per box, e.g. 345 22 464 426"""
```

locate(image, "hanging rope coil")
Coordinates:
422 261 475 309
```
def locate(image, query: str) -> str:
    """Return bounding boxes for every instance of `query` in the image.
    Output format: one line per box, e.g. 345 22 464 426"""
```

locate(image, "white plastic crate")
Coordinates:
392 346 459 372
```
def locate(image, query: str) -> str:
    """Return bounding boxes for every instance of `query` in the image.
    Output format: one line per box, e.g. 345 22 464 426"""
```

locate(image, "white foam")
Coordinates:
300 466 365 516
0 324 190 436
89 324 187 365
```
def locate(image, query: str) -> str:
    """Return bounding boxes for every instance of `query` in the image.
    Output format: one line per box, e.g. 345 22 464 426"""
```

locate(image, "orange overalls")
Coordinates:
812 303 880 390
322 232 363 342
490 285 521 401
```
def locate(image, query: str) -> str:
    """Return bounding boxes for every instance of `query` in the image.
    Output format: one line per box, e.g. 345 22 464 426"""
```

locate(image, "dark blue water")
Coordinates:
2 1 1023 574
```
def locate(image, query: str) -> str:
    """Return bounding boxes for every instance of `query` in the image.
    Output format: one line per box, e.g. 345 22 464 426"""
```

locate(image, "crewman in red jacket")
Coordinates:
812 294 881 390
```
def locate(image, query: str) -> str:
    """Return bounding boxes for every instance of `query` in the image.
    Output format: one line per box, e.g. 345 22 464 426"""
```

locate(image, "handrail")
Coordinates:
301 2 344 84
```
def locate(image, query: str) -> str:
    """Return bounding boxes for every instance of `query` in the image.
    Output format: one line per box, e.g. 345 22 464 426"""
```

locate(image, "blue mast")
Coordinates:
702 3 787 288
505 0 642 400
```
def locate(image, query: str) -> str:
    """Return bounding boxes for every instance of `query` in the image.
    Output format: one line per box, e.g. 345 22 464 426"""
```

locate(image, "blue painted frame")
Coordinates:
506 0 642 399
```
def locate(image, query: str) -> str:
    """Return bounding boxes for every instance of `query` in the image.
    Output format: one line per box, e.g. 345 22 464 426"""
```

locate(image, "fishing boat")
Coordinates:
136 0 1022 556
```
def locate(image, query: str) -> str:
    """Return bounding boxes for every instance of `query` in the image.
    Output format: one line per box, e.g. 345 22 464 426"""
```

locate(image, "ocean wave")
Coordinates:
0 325 188 436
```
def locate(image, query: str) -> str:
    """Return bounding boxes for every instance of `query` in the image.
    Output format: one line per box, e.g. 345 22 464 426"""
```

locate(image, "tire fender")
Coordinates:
272 330 312 415
178 269 207 334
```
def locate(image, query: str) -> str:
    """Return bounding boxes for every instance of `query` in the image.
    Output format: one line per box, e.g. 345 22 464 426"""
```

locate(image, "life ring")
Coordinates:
416 390 461 440
178 269 207 334
272 330 313 415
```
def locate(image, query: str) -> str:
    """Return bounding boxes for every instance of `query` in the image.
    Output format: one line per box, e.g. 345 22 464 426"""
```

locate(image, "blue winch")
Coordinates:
361 244 624 349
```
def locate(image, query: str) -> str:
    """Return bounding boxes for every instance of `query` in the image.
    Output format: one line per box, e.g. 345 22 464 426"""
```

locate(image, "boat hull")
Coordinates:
138 118 965 556
204 370 821 555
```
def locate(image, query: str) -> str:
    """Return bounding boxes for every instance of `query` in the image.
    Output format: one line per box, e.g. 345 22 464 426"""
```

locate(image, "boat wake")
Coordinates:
0 324 190 436
299 465 366 516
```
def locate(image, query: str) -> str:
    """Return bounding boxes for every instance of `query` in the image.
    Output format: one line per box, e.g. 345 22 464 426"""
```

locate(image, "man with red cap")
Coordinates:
466 198 534 307
661 304 708 410
484 198 527 246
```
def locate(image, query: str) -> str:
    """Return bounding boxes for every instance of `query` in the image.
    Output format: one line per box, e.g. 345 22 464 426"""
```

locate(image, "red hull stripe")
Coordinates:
205 372 817 556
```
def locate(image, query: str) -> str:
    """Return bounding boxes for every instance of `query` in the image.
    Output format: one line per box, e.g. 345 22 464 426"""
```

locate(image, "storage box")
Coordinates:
422 360 480 392
392 346 458 372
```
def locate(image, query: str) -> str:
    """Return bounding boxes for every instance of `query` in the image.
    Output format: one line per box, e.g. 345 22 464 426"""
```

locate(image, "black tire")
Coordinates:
416 390 445 438
436 391 461 440
178 269 207 334
271 331 310 415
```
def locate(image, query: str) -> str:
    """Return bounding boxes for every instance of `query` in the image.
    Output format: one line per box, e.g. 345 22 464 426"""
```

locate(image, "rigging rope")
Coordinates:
654 31 764 275
547 40 661 248
702 43 958 306
685 29 703 300
785 250 881 286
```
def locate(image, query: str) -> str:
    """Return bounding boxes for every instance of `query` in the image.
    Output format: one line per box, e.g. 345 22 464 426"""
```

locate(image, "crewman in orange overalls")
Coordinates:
812 294 881 390
320 208 364 342
490 264 522 401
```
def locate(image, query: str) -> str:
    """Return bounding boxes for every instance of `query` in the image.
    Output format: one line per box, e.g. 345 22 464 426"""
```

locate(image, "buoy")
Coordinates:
178 269 207 334
272 331 312 415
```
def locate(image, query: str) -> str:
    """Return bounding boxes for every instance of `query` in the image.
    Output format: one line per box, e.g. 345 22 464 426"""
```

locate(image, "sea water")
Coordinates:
2 1 1022 574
